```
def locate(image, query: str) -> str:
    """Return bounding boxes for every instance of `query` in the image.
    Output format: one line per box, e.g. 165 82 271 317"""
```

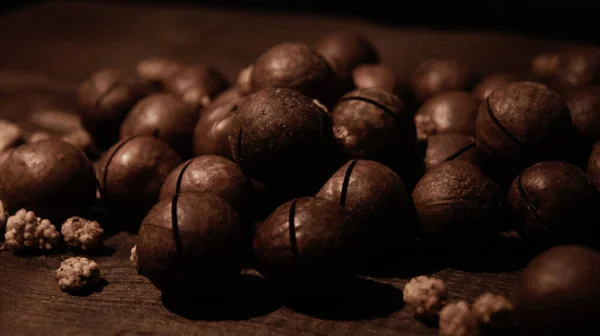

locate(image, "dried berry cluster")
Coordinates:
403 276 514 336
1 32 600 333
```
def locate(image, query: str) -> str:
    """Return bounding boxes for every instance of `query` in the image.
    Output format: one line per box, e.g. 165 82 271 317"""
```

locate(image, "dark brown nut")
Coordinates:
159 155 254 221
136 57 185 91
61 129 100 159
229 88 332 194
235 65 253 95
415 91 480 140
555 47 600 86
475 81 573 167
532 53 560 79
317 160 411 257
410 58 477 104
565 85 600 144
120 93 198 158
77 68 146 148
137 192 243 296
95 136 181 223
412 160 502 243
164 64 229 109
252 197 361 285
0 120 24 152
588 141 600 190
331 88 416 170
0 139 97 223
508 161 600 248
352 64 405 98
250 42 338 107
516 245 600 336
314 32 379 76
424 134 487 171
193 98 241 160
210 87 244 106
472 73 522 100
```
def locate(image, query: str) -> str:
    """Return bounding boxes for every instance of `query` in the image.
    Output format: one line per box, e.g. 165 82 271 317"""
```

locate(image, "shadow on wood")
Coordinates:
161 274 282 321
285 277 405 321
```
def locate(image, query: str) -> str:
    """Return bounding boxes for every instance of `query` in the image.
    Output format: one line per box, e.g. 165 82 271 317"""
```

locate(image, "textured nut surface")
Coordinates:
61 216 104 251
331 87 416 166
0 139 97 222
252 197 361 283
439 301 479 336
475 81 572 162
403 276 448 317
508 161 600 247
516 245 600 336
193 98 241 160
4 209 60 251
55 257 101 292
250 43 337 106
412 160 502 242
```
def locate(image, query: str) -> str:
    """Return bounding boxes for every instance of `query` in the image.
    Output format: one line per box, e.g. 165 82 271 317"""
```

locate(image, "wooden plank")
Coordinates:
0 1 585 335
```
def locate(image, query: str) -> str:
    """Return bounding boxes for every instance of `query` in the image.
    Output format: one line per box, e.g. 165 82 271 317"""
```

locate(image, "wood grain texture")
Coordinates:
0 1 586 335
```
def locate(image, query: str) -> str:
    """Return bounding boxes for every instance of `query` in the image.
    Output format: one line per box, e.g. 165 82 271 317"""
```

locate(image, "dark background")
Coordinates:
3 0 600 42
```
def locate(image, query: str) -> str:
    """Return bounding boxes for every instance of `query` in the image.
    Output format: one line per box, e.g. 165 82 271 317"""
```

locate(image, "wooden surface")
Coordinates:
0 2 588 335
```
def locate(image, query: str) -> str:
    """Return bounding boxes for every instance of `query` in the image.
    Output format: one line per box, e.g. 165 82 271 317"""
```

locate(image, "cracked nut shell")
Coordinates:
120 93 198 158
508 161 600 248
412 160 502 243
516 245 600 336
137 192 243 295
476 81 573 168
424 134 487 171
96 136 181 222
77 68 146 148
159 155 254 221
317 160 411 257
253 197 361 285
0 139 96 222
331 87 416 170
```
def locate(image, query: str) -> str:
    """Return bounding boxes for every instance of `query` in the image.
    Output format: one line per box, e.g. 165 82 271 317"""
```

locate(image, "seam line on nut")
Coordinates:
485 98 523 147
340 160 359 207
175 159 195 194
338 96 398 121
445 142 477 162
516 173 548 233
101 135 139 202
288 199 300 261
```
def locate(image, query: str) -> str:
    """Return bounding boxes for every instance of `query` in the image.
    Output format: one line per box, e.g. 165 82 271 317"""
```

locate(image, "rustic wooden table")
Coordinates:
0 2 587 335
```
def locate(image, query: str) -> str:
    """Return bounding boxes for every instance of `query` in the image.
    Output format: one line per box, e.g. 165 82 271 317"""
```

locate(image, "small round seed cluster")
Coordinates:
55 257 101 292
130 245 139 270
439 301 479 336
403 275 448 317
4 209 60 251
61 216 104 251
